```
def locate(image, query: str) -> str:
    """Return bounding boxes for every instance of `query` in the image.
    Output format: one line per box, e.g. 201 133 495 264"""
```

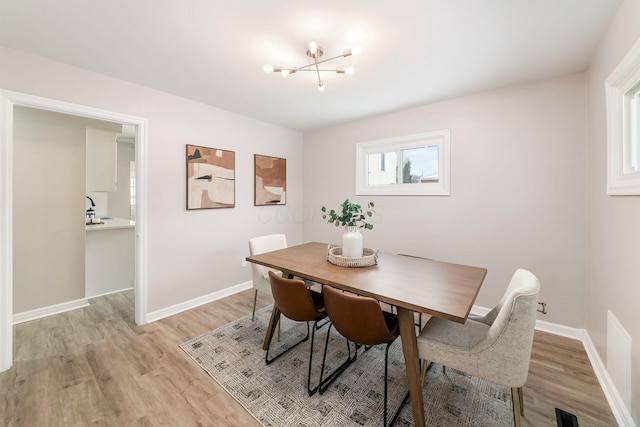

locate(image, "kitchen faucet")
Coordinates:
86 196 96 220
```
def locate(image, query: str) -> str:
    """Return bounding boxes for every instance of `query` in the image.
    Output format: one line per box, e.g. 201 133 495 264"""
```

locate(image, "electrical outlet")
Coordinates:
241 258 247 267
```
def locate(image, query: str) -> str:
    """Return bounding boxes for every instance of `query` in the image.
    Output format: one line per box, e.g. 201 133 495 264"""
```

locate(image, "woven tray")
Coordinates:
326 245 379 268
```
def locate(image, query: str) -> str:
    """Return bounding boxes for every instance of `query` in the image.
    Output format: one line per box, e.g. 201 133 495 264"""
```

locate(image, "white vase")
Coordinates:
342 226 363 257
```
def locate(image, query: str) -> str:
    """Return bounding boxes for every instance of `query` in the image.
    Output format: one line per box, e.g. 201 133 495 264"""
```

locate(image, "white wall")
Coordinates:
13 107 86 312
0 45 304 314
303 73 587 328
586 0 640 423
13 106 122 313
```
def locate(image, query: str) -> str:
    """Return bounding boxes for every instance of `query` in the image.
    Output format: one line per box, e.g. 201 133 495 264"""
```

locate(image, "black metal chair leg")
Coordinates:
307 318 322 396
265 319 310 364
384 341 410 427
315 316 330 330
317 324 357 394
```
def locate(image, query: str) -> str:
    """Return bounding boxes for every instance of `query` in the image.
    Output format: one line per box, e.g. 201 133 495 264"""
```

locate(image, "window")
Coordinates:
606 37 640 195
356 130 450 196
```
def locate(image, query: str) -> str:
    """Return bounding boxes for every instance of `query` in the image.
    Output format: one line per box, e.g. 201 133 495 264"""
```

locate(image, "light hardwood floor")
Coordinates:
1 289 617 426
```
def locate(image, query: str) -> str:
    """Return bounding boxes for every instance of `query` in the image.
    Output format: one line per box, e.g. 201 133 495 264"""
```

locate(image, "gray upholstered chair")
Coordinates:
248 234 288 320
417 269 540 427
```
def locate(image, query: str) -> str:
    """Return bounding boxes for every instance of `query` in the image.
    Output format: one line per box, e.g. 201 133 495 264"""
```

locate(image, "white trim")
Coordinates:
356 130 451 196
12 298 90 325
0 89 149 373
583 332 637 427
146 281 253 323
471 304 584 340
534 318 585 341
88 286 134 300
0 91 13 371
472 303 635 426
606 36 640 195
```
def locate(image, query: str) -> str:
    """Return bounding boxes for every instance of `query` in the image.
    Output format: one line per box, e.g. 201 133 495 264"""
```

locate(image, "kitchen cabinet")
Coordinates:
85 217 135 298
86 127 117 192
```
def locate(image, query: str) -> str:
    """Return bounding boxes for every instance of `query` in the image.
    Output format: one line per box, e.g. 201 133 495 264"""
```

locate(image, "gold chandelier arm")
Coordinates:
313 55 322 84
292 69 344 73
264 42 357 90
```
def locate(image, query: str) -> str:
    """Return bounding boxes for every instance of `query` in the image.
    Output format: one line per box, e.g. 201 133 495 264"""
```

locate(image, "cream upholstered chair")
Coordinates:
417 269 540 427
248 234 288 320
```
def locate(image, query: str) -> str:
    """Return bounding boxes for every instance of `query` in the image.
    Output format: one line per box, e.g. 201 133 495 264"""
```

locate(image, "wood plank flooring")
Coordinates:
1 289 617 426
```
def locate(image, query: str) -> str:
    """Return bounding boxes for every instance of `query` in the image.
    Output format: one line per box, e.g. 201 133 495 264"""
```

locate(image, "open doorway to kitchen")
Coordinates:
0 90 148 372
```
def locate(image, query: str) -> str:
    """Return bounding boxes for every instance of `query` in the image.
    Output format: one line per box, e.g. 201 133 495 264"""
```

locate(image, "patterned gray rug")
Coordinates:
180 306 513 426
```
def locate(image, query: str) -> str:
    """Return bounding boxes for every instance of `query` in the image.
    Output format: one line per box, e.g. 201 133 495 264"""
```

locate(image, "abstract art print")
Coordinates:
186 144 235 209
254 154 286 206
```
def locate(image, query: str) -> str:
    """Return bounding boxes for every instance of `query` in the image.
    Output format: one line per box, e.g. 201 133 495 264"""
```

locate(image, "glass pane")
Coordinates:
401 146 439 183
367 151 398 185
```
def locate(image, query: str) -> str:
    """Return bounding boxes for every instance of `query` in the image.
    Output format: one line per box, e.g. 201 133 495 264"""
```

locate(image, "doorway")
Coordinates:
0 90 148 372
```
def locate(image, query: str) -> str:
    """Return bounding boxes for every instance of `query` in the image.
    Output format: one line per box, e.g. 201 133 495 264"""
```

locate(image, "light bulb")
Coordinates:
352 46 363 55
281 69 290 76
263 64 274 73
345 66 355 75
308 41 318 55
318 81 325 92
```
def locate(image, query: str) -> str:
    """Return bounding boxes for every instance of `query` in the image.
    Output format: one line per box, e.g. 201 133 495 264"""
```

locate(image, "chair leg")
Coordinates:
384 341 410 427
511 387 522 427
318 324 357 394
265 314 310 365
307 318 321 396
419 359 435 387
315 316 330 329
420 359 429 386
251 289 258 320
518 386 524 416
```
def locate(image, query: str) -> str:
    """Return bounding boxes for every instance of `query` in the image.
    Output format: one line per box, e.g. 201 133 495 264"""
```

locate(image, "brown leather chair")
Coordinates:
265 271 326 396
319 285 408 426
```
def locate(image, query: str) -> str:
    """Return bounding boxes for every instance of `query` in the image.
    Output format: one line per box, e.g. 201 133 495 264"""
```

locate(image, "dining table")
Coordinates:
246 241 487 427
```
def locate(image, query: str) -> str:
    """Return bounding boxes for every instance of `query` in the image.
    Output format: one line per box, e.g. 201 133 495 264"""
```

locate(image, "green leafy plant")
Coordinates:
321 199 375 230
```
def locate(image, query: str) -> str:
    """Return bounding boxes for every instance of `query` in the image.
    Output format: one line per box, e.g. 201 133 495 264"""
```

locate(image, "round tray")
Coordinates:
326 245 379 268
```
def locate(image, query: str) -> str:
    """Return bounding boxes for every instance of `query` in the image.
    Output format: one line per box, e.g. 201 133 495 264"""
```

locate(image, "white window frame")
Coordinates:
606 36 640 195
356 130 450 196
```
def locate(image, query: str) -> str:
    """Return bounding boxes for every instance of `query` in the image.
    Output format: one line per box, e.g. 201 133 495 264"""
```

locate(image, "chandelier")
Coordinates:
263 41 361 92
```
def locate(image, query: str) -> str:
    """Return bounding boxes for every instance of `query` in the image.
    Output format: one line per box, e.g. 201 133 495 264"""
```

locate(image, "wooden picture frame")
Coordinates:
254 154 286 206
186 144 235 209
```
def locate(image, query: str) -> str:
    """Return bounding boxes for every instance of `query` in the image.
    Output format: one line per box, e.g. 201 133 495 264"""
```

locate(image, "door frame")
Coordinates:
0 89 148 372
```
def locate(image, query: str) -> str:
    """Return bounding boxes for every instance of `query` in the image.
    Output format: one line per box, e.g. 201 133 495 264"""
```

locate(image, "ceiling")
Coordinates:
0 1 622 132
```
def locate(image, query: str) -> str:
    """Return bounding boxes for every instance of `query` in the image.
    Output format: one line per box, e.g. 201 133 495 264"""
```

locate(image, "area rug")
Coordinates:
180 306 513 426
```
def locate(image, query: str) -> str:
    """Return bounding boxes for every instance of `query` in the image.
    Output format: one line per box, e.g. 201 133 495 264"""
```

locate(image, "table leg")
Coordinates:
397 307 425 426
263 306 280 351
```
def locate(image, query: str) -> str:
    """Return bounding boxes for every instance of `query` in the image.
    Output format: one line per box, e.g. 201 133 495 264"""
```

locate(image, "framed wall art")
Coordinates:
186 144 235 209
254 154 286 206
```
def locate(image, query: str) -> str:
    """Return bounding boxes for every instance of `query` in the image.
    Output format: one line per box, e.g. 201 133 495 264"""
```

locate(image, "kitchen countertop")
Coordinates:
85 217 135 231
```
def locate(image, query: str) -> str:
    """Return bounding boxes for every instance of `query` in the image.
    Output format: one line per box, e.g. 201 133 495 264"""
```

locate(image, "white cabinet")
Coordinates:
86 127 117 192
85 222 135 298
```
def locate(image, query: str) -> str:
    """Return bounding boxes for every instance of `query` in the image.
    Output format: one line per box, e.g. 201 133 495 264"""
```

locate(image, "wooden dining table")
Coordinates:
246 242 487 427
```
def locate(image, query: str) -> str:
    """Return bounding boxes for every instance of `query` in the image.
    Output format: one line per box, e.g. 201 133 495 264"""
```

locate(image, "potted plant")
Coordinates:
321 199 375 257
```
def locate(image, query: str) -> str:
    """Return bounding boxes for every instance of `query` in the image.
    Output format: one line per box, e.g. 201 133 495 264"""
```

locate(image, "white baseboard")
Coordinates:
583 331 637 427
13 298 90 324
472 303 636 427
472 304 585 339
146 280 253 323
533 318 585 341
86 286 134 300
